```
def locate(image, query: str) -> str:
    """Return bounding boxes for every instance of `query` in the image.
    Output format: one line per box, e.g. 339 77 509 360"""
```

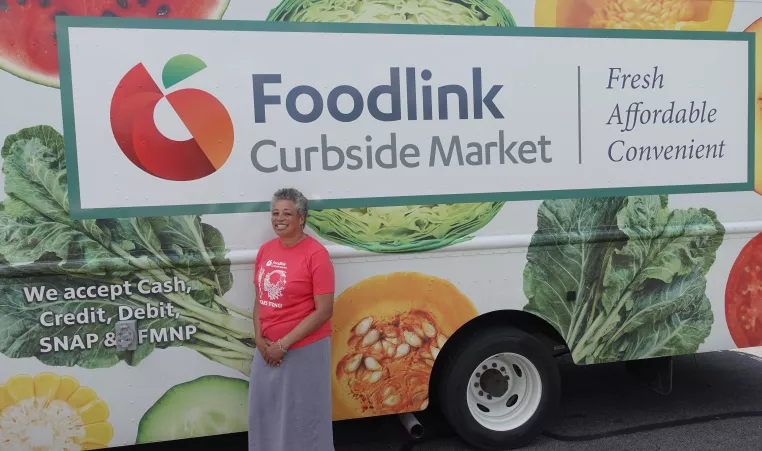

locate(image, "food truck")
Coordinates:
0 0 761 449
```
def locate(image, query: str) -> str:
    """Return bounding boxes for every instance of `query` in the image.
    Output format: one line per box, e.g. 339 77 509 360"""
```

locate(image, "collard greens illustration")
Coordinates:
523 196 724 364
0 126 254 374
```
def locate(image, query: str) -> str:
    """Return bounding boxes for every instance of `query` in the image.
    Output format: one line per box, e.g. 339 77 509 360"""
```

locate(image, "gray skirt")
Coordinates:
248 337 335 451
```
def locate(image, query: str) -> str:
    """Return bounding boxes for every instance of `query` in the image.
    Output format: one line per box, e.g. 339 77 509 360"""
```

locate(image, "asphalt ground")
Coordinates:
128 349 762 451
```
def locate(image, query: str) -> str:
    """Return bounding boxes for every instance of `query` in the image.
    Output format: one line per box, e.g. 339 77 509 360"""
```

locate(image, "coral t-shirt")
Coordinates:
254 235 335 350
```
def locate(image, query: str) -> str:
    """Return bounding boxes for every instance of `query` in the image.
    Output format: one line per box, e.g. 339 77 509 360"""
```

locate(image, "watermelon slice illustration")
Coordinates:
0 0 230 88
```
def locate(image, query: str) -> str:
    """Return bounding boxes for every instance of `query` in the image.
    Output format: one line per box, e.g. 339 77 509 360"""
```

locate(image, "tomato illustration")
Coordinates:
726 232 762 347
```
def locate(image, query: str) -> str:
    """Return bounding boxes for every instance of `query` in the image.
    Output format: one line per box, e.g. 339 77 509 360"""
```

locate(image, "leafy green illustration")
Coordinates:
522 196 723 364
0 275 179 368
306 203 505 253
0 126 254 374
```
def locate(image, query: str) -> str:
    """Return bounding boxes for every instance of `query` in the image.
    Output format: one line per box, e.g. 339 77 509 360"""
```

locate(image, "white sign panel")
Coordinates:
57 18 753 219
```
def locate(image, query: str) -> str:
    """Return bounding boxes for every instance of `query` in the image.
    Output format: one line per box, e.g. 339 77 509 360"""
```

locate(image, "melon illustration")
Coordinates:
0 0 230 88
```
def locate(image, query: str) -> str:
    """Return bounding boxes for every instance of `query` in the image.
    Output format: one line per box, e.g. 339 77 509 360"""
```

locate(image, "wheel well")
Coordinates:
428 309 568 403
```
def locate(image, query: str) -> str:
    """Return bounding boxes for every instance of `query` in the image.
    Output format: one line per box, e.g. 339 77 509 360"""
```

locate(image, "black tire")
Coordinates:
437 327 561 450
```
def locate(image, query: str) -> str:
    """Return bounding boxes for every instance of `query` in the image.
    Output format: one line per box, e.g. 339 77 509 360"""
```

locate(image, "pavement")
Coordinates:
129 348 762 451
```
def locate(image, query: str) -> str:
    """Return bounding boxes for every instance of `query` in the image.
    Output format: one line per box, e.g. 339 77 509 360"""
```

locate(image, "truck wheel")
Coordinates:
437 327 560 450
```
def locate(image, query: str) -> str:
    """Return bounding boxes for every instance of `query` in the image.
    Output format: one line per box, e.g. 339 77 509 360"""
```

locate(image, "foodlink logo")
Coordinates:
247 66 550 174
252 67 505 124
110 54 235 182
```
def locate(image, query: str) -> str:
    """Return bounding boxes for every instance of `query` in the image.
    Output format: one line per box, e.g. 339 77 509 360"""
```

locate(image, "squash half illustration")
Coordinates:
535 0 734 31
331 272 478 419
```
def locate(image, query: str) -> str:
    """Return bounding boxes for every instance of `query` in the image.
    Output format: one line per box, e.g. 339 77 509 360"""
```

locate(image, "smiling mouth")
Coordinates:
275 224 288 230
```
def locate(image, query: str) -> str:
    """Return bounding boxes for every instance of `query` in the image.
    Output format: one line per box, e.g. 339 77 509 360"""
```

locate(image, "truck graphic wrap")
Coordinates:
0 0 760 449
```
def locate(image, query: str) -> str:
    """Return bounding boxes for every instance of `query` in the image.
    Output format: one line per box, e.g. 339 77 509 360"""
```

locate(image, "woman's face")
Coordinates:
271 200 304 238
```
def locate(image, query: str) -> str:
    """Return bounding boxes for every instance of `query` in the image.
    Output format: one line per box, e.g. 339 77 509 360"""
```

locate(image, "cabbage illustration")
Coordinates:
266 0 518 26
306 203 504 253
267 0 514 253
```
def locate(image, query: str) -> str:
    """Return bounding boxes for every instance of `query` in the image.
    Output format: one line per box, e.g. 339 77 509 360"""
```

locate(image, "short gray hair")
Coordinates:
271 188 309 218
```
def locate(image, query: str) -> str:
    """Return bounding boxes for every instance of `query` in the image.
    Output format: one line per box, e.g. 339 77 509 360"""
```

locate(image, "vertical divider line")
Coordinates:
577 65 582 165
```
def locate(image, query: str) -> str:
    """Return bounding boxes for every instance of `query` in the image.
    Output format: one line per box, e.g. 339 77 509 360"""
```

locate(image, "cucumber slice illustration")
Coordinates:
136 375 249 443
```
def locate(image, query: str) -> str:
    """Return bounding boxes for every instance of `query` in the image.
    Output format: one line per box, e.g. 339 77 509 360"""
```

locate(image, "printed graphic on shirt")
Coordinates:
257 259 288 308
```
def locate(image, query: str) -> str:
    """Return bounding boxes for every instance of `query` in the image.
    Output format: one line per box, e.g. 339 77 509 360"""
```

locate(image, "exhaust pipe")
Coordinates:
398 412 424 439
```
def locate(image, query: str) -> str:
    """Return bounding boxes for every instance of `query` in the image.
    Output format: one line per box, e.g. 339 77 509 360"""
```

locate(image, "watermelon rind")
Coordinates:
0 0 231 89
0 55 59 89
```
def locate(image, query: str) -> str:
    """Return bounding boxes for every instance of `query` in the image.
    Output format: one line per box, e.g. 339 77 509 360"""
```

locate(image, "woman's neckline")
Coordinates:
279 233 308 248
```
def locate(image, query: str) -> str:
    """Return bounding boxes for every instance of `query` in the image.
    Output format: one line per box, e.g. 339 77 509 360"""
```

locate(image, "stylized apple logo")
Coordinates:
110 54 234 182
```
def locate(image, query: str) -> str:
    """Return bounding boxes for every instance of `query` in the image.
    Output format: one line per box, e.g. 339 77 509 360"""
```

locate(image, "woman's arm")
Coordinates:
253 267 278 365
252 291 262 340
278 293 334 350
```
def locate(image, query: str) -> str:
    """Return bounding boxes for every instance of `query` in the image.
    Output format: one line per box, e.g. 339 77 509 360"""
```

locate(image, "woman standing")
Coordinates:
249 188 336 451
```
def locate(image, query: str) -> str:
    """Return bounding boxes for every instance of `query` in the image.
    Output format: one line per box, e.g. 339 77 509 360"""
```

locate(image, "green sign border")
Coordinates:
56 16 755 220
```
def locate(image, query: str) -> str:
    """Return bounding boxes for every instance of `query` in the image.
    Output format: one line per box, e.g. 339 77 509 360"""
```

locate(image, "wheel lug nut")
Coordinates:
478 391 483 396
474 382 479 387
487 395 493 400
500 367 506 372
482 365 487 370
492 363 497 368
